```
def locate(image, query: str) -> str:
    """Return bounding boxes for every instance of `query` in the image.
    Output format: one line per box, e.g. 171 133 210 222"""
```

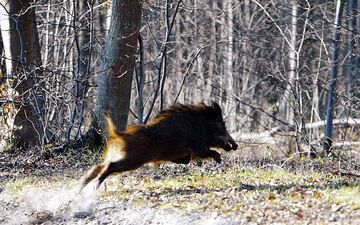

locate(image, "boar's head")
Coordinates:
205 102 238 151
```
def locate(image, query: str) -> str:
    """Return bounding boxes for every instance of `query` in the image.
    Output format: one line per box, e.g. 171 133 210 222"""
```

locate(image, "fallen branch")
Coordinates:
304 117 360 129
232 117 360 145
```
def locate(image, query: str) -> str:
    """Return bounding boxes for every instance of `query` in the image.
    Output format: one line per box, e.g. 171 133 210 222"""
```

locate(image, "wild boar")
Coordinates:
80 102 238 190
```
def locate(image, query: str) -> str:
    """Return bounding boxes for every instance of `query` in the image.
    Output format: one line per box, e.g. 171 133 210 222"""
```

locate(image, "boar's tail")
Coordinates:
103 112 118 139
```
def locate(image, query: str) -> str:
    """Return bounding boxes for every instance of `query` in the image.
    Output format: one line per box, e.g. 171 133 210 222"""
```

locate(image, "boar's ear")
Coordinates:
211 102 222 116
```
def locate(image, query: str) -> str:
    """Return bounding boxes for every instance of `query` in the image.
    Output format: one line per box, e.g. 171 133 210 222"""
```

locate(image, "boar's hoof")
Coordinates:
212 152 222 163
227 139 238 151
224 142 233 151
231 142 238 150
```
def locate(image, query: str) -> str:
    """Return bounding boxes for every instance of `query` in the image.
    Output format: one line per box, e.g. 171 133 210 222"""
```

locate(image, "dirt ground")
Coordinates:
1 147 360 225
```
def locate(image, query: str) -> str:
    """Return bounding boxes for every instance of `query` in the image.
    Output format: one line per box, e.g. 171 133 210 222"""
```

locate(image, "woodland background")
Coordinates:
0 0 359 156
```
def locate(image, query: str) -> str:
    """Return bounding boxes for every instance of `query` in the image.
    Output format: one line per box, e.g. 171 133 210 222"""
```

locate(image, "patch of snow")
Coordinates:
1 186 241 225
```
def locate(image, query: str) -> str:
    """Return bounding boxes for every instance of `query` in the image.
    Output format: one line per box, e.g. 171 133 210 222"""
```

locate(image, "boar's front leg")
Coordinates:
192 144 222 163
202 149 222 163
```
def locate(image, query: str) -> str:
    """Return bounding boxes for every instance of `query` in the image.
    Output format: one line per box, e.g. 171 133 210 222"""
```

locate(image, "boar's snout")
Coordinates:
229 137 238 150
221 136 238 151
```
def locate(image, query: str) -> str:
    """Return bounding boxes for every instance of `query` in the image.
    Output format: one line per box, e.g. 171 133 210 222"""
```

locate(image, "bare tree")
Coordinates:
0 0 45 147
324 0 345 152
67 0 95 141
346 0 358 112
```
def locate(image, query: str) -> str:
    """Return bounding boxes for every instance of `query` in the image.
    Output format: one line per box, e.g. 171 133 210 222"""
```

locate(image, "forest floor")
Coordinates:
1 147 360 225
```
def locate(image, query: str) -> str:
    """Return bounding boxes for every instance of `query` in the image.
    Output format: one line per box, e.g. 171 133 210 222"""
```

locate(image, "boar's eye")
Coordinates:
211 120 226 134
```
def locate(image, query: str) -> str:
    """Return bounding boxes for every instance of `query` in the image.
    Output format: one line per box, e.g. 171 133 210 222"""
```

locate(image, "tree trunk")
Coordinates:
0 0 45 147
280 0 297 130
209 0 217 102
324 0 345 152
135 35 145 125
225 0 234 113
68 0 93 140
346 0 357 112
96 0 143 131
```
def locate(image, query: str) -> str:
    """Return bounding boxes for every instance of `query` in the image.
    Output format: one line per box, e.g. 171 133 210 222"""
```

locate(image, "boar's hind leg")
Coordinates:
171 155 191 164
80 164 106 190
96 159 144 188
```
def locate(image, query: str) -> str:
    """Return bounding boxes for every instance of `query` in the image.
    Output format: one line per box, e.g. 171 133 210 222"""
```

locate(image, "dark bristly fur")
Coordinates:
80 102 238 190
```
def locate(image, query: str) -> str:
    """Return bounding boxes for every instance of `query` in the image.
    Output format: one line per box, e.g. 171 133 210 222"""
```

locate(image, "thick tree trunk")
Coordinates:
96 0 143 131
0 0 45 147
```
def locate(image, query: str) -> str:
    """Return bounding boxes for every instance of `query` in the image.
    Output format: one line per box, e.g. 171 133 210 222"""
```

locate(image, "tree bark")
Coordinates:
96 0 143 131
